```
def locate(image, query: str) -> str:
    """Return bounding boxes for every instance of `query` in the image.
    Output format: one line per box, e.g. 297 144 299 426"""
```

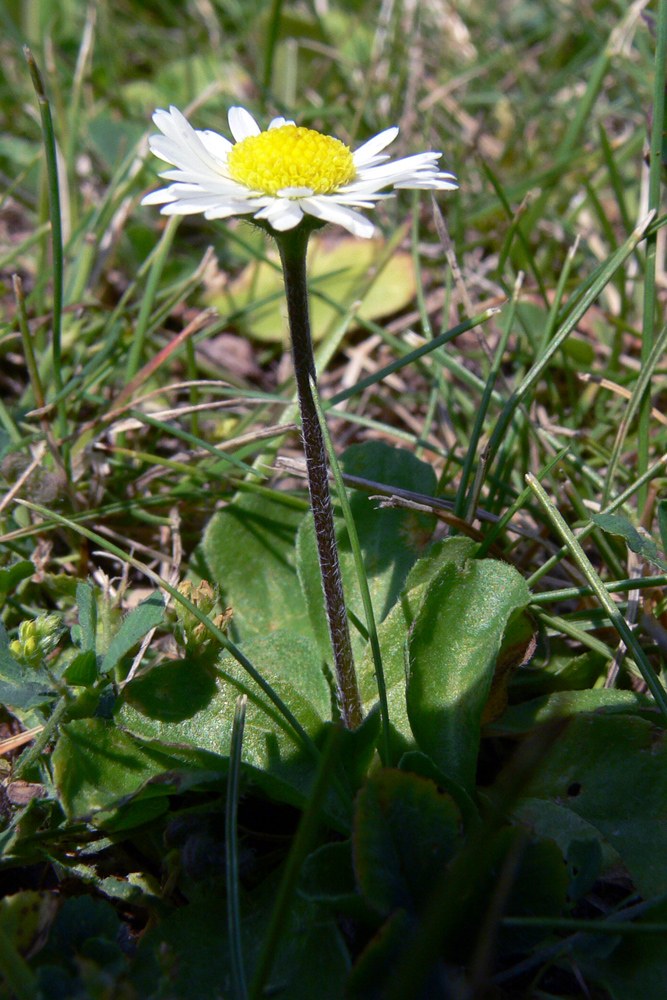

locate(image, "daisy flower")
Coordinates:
141 105 457 238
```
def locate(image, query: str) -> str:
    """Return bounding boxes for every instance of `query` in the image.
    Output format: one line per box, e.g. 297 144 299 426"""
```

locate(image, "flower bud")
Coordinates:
174 580 231 648
10 613 63 668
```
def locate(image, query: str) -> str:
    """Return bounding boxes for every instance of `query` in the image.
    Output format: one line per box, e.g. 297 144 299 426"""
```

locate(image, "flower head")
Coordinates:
142 105 457 238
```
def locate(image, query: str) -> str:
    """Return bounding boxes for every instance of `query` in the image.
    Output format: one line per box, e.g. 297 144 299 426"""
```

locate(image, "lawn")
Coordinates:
1 0 667 997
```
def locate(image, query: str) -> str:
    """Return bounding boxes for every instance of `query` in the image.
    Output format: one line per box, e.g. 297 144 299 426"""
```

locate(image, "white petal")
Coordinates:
303 197 375 238
152 106 222 173
277 186 314 197
151 107 185 140
356 153 442 182
354 152 457 191
394 177 458 190
148 134 216 175
338 177 397 195
205 200 258 220
228 106 261 142
326 191 388 208
353 127 399 166
394 180 458 191
351 153 392 170
157 169 247 194
141 188 178 206
269 117 296 129
196 129 233 161
160 195 234 215
253 198 304 230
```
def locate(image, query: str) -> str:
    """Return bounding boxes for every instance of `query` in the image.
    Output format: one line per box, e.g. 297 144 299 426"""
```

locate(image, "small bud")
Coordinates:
23 636 38 659
10 612 63 668
212 610 233 632
19 620 36 642
174 580 230 648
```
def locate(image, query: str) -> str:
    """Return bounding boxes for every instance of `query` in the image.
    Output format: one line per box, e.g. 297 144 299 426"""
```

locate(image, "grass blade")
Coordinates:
227 695 248 1000
526 473 667 718
24 46 67 446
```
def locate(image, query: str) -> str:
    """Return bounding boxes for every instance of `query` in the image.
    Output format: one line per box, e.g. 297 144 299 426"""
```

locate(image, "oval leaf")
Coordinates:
406 557 531 791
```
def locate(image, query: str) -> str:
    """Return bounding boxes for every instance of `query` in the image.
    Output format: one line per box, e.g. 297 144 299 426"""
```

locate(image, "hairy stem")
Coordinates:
276 225 362 728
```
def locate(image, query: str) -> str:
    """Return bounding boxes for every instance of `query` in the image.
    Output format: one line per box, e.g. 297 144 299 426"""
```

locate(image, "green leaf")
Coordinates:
0 561 33 604
117 631 350 827
513 797 622 872
521 714 667 897
487 689 659 735
332 707 382 792
62 650 98 687
658 499 667 555
397 751 479 830
353 769 462 915
130 884 350 999
404 536 477 591
567 838 603 903
203 493 311 639
100 592 164 675
32 896 127 997
340 442 437 619
406 556 531 791
75 581 96 652
51 718 188 822
357 597 413 755
345 910 421 1000
0 890 58 959
508 646 606 700
0 621 22 681
300 840 357 904
356 537 478 758
590 512 667 569
497 833 569 954
37 895 119 965
122 656 218 723
576 897 667 1000
0 678 55 711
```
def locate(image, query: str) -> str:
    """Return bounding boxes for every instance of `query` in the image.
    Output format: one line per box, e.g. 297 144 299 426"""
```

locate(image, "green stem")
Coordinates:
310 376 391 762
13 696 71 781
275 226 361 729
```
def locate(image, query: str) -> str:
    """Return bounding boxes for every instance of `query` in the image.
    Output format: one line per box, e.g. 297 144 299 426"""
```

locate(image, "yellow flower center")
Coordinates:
227 124 356 196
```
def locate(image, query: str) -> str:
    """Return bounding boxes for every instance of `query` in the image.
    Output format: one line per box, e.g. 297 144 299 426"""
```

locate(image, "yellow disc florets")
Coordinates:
227 124 356 196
